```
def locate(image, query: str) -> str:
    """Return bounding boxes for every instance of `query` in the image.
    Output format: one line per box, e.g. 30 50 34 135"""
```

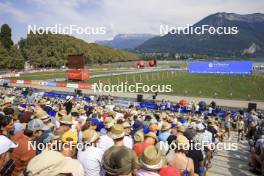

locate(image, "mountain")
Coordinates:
96 34 157 49
18 33 137 68
136 13 264 57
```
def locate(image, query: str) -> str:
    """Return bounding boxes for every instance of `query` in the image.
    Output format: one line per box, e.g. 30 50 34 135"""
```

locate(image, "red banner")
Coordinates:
67 69 89 81
78 83 92 89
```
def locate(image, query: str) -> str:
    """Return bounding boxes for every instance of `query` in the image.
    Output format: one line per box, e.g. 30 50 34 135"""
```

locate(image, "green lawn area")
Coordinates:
86 71 264 101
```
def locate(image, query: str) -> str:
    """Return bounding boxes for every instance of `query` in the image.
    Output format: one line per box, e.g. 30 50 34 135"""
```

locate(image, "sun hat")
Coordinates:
26 150 83 176
60 115 73 125
160 122 172 132
58 109 67 116
145 132 158 143
160 166 181 176
109 124 125 140
0 135 18 155
134 130 144 142
149 123 159 132
35 110 50 122
175 135 189 150
122 121 131 128
191 116 198 122
184 130 196 141
103 146 138 175
61 131 78 145
140 146 166 171
28 119 46 132
79 108 86 114
82 129 100 143
177 125 186 133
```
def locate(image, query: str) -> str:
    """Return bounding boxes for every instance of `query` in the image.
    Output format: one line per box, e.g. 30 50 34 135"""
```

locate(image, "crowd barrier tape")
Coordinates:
47 82 57 87
56 82 67 87
113 99 132 107
0 79 93 90
67 83 79 88
16 80 24 84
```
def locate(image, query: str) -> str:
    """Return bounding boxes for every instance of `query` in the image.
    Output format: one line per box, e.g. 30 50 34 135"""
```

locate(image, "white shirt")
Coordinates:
97 134 114 152
77 146 104 176
123 135 133 149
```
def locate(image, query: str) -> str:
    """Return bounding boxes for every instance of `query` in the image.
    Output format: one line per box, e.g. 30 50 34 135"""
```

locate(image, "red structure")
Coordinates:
136 60 145 68
66 54 89 81
67 69 89 81
148 60 157 67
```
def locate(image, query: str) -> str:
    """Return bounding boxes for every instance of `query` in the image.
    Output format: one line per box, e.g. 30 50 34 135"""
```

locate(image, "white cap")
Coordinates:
66 96 73 101
0 135 18 155
196 123 205 131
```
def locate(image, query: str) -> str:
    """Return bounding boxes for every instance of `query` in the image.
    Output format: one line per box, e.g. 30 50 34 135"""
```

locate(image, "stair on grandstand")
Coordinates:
208 132 256 176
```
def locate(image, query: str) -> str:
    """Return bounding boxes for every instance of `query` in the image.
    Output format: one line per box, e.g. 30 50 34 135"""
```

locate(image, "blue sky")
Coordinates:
0 0 263 43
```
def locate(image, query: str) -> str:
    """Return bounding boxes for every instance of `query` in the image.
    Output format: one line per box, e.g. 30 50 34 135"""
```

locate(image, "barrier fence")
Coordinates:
0 79 93 90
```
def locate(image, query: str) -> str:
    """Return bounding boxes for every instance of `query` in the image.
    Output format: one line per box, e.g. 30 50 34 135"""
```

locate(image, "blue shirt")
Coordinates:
158 131 171 142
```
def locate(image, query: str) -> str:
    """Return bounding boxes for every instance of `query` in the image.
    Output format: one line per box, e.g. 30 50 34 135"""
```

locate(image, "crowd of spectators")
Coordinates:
0 87 263 176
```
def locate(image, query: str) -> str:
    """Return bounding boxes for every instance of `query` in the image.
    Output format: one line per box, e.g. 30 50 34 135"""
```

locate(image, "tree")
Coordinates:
0 42 10 69
0 24 13 49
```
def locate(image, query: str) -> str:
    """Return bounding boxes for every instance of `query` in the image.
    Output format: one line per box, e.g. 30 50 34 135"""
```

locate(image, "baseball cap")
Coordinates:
0 135 18 155
28 119 46 132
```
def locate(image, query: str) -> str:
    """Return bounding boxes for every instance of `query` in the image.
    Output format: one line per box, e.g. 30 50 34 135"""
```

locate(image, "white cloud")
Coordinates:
0 0 264 42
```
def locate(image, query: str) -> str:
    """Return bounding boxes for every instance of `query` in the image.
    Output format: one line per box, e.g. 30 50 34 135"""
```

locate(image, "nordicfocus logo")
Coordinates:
93 82 172 93
28 24 106 35
160 24 239 35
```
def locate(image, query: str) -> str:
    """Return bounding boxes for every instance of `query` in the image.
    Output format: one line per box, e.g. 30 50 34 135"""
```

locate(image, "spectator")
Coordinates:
134 132 158 156
0 135 17 176
78 129 104 176
167 135 195 176
137 146 166 176
123 121 133 149
158 122 172 142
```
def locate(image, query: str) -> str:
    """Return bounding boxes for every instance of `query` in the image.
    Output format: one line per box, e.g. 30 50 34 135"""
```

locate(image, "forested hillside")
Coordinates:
0 24 137 69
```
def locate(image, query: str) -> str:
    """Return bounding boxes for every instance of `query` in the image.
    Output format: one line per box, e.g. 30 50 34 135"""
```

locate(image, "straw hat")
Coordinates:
134 130 144 142
160 122 172 132
145 132 158 143
82 129 100 143
60 115 73 125
35 110 50 122
61 131 78 145
175 135 189 150
109 124 125 140
140 146 166 171
191 116 198 122
79 108 86 114
58 109 67 116
122 121 131 129
177 125 186 133
208 118 215 125
26 150 82 176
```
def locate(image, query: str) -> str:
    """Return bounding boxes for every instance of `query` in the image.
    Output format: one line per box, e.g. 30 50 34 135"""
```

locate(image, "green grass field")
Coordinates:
86 71 264 101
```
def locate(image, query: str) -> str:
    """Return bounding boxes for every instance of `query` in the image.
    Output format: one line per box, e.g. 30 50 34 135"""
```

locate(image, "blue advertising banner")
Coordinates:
188 61 252 74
